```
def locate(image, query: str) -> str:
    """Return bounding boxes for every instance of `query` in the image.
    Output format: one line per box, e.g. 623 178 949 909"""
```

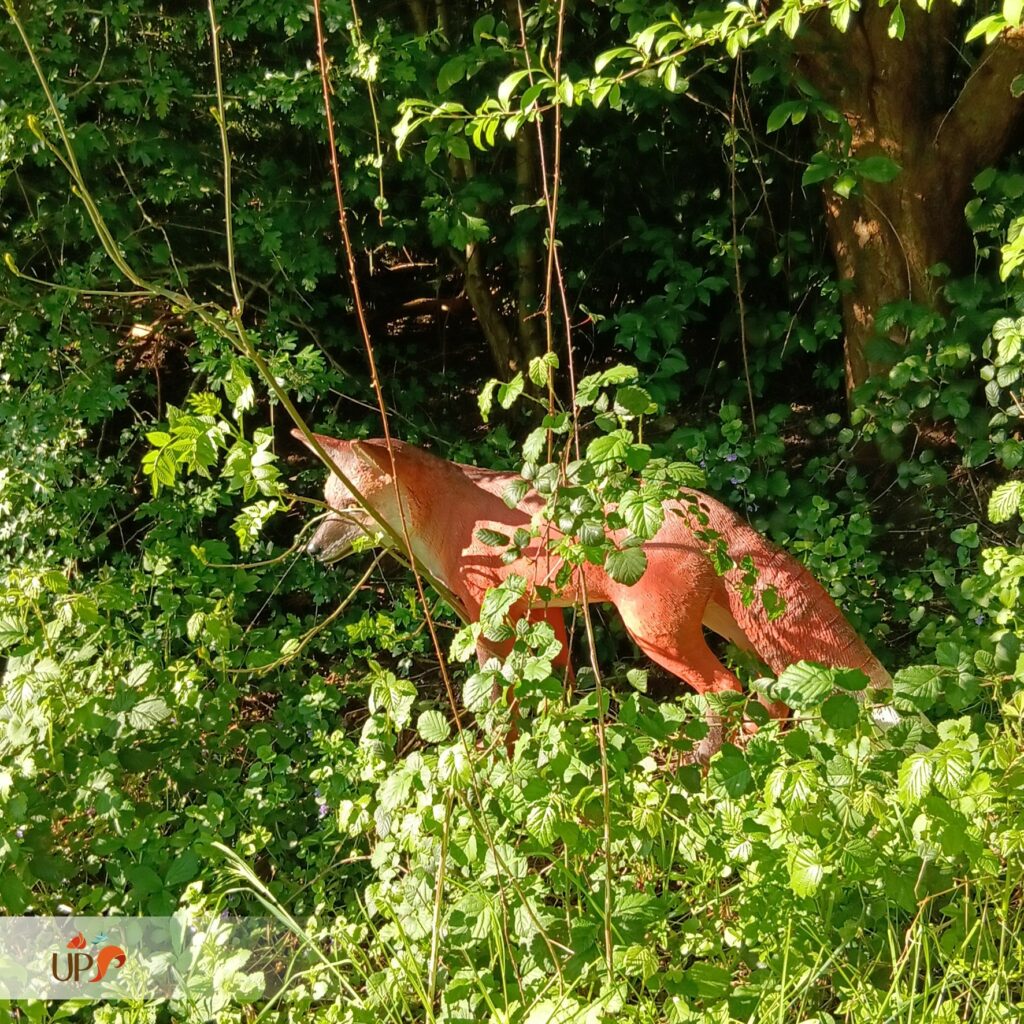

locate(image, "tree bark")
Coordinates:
796 4 1024 397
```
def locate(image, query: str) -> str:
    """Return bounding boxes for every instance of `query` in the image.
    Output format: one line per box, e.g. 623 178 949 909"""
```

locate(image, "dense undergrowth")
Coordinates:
2 1 1024 1022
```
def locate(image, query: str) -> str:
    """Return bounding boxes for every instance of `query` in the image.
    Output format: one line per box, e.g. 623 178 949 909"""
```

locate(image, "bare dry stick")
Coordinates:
309 0 567 997
514 0 615 980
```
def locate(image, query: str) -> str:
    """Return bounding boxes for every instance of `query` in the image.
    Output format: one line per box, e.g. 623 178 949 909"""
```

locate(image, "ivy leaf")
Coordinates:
605 546 647 585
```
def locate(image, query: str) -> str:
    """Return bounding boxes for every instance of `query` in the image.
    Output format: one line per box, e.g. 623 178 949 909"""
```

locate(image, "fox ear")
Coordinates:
290 427 350 458
352 440 394 474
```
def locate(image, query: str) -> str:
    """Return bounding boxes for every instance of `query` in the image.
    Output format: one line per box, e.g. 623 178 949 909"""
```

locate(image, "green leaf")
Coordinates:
126 864 164 896
437 56 466 93
626 667 648 692
526 802 558 845
605 546 647 585
893 665 943 709
417 709 451 744
833 172 857 198
821 692 859 729
502 478 529 508
766 100 802 133
619 490 664 540
128 696 171 733
480 575 527 639
476 528 510 548
898 752 933 803
988 480 1024 523
857 155 902 183
614 384 656 417
586 430 630 465
802 154 836 187
788 846 824 897
522 426 547 463
932 745 971 797
707 743 752 798
772 662 834 709
478 379 499 423
464 670 496 713
498 373 525 409
369 669 417 729
0 614 25 650
165 851 200 887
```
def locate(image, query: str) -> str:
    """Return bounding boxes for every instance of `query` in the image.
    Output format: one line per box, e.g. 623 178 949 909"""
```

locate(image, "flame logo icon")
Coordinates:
67 932 87 950
90 945 126 982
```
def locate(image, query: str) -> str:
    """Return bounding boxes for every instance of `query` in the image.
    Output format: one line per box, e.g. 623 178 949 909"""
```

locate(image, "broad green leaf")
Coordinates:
619 490 664 539
788 846 824 897
498 373 525 409
464 669 497 713
417 709 451 744
476 528 510 548
526 802 558 845
128 696 171 733
586 430 630 465
898 752 933 803
893 664 944 709
932 744 971 797
165 851 199 887
605 546 647 585
988 480 1024 523
772 661 834 709
857 155 902 183
437 56 466 93
821 692 859 729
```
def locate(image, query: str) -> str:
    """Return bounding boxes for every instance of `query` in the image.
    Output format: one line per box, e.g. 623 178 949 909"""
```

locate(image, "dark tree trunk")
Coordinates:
796 4 1024 396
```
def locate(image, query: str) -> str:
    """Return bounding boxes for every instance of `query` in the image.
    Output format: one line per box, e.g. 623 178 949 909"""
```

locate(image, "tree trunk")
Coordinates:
796 4 1024 397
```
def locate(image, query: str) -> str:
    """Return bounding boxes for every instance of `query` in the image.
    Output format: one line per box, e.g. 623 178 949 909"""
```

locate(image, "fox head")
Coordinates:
291 429 397 562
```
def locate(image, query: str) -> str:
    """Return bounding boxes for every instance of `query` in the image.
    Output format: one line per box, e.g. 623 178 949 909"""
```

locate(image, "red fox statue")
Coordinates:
294 431 891 749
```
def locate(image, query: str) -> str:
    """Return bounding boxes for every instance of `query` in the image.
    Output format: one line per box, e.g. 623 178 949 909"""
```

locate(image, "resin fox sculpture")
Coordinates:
294 430 890 717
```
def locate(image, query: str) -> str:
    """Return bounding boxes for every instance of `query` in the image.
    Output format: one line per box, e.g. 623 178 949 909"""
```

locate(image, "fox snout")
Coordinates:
304 513 367 562
305 531 330 559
